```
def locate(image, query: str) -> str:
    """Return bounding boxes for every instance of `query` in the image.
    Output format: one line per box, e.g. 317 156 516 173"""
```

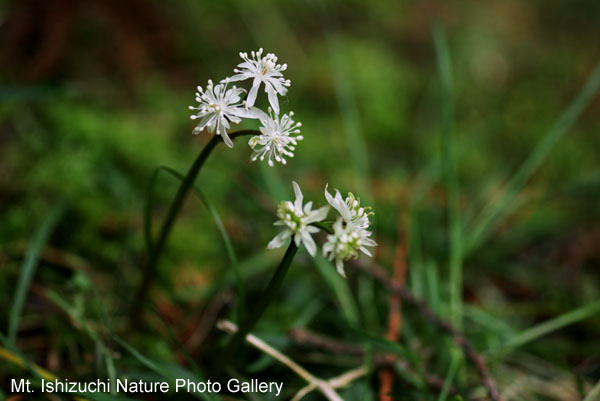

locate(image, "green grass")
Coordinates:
466 60 600 253
148 165 246 323
7 201 66 344
1 1 600 400
433 23 463 331
502 300 600 352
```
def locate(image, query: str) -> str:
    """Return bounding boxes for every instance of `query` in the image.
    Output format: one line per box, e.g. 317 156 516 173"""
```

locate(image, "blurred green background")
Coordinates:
1 0 599 400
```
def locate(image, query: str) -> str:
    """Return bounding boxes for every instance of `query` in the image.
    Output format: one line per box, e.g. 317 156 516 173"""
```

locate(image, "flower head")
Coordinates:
323 185 376 277
322 218 377 277
229 48 291 115
268 181 329 256
189 79 260 148
324 185 371 229
249 109 303 166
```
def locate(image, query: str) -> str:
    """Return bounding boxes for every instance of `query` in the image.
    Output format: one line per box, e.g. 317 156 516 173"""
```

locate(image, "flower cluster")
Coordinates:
268 182 377 277
267 181 329 256
187 49 379 276
322 186 377 277
189 49 302 165
249 109 303 166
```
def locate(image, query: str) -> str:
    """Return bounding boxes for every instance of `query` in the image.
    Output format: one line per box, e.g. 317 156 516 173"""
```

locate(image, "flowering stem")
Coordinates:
216 241 299 374
311 221 334 235
130 130 259 323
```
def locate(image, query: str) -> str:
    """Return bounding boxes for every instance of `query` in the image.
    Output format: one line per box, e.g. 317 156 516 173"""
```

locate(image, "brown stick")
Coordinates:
288 328 364 357
379 218 408 401
355 263 504 401
288 328 454 395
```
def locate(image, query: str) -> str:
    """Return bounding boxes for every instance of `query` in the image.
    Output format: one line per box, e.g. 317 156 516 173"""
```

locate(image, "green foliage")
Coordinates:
1 1 599 400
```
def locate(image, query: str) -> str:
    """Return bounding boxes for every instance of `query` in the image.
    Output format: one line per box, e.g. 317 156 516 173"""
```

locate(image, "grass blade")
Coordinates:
312 255 360 325
504 300 600 351
329 33 378 331
348 327 421 368
467 60 600 252
433 23 463 330
425 260 441 314
113 336 220 401
259 159 288 202
328 35 371 194
583 378 600 401
7 200 66 344
0 344 58 381
437 351 461 401
151 165 245 322
0 338 134 401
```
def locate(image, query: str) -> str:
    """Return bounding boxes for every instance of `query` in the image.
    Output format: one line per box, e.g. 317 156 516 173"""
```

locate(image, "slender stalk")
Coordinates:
130 130 258 322
466 59 600 253
433 23 463 331
311 221 334 234
8 201 66 344
503 300 600 351
216 241 298 374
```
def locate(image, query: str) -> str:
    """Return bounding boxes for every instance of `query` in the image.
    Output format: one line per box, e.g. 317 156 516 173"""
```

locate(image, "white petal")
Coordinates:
265 84 280 115
292 181 303 210
267 230 292 249
336 259 347 278
228 74 248 82
225 114 242 124
246 78 261 108
325 184 350 221
306 225 320 233
324 184 335 206
235 106 268 120
363 238 378 247
221 132 234 148
206 117 217 133
222 117 231 130
269 78 288 94
294 233 302 246
359 247 372 257
307 205 330 223
301 231 317 257
193 114 212 131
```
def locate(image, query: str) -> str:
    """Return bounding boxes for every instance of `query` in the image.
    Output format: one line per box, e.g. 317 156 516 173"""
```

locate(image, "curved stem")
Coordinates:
215 241 299 375
130 130 258 322
311 220 334 235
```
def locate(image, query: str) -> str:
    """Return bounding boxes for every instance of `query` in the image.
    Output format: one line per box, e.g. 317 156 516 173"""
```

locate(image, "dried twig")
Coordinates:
289 328 364 356
291 366 368 401
288 328 451 394
355 263 504 401
217 320 345 401
379 218 408 401
184 291 233 351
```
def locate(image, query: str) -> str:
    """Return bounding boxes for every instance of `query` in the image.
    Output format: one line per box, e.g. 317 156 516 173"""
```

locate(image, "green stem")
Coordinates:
130 130 258 322
311 220 334 234
8 200 66 344
433 23 463 330
216 241 298 375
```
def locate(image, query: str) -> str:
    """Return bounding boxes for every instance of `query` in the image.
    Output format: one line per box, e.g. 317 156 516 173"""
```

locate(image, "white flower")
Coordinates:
323 218 377 277
268 181 329 256
189 79 260 148
323 186 376 277
229 48 291 115
324 185 371 230
248 109 303 166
